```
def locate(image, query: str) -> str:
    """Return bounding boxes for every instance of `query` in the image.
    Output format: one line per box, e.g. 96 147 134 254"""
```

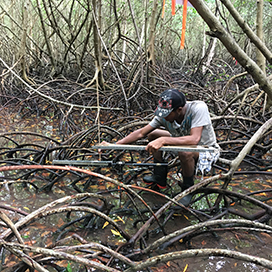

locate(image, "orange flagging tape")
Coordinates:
180 0 188 49
162 0 166 18
172 0 176 15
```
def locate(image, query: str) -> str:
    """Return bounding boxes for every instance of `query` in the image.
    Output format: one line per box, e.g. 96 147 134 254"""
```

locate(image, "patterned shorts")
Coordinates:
196 149 220 178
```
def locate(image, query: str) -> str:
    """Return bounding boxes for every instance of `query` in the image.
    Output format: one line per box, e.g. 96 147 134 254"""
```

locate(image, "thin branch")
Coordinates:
0 57 122 112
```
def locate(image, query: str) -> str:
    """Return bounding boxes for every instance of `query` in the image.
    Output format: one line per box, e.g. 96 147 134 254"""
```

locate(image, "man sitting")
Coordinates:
116 88 220 205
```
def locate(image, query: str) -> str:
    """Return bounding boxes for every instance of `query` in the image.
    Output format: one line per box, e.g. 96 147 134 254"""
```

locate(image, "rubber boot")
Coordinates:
179 175 194 206
143 159 168 189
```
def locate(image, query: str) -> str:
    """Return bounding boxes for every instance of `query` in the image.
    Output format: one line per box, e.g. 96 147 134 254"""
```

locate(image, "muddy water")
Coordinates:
0 114 272 271
2 175 272 271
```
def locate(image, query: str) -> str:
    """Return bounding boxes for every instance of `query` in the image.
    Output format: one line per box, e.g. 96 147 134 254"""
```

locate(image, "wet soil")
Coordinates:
2 173 271 272
137 173 272 272
0 113 272 271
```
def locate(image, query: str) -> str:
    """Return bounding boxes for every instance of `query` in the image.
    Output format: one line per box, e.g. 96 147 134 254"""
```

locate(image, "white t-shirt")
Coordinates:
149 101 219 148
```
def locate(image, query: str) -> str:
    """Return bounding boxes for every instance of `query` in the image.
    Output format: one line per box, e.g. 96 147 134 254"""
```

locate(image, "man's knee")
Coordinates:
147 131 158 141
147 129 170 141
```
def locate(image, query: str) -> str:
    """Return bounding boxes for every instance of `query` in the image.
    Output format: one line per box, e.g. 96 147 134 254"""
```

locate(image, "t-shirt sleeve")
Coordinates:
149 116 163 128
191 102 211 128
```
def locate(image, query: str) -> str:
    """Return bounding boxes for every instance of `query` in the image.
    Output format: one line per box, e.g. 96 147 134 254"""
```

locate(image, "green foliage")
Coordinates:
66 263 73 272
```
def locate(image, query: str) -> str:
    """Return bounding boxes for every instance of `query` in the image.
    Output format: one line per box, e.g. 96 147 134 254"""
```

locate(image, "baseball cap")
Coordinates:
154 89 186 118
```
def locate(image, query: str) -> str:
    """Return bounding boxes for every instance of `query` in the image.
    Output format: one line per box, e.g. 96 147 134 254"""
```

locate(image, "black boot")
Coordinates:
143 159 168 189
179 175 194 206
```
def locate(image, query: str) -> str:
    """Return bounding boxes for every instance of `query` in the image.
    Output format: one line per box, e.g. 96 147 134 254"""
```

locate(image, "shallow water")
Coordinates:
0 114 272 271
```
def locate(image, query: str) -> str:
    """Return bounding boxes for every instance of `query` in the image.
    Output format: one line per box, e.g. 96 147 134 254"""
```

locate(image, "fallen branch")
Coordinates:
124 248 272 271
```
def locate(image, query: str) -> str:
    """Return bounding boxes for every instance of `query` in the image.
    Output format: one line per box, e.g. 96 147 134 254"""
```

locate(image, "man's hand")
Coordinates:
99 141 111 146
146 138 165 153
98 141 111 153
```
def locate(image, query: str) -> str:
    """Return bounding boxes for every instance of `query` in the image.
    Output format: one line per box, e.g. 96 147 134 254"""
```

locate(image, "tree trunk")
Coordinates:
256 0 266 73
220 0 272 66
36 0 56 73
147 0 159 66
19 1 34 85
190 0 272 108
89 0 105 89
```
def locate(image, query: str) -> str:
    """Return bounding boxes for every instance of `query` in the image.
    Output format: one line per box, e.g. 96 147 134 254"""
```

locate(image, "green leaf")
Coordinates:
66 263 72 272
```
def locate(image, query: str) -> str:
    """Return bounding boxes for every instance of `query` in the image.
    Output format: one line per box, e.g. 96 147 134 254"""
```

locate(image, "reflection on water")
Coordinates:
197 256 271 272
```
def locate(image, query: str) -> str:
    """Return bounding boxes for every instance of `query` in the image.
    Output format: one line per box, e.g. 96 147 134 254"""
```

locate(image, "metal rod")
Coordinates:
52 160 168 167
91 144 216 153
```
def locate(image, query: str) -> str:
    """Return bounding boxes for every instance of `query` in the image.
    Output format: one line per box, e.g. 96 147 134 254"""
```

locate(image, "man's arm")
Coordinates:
146 126 203 152
116 124 155 145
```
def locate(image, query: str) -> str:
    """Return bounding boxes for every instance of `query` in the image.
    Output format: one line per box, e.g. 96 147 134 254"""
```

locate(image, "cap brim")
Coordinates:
154 106 173 118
